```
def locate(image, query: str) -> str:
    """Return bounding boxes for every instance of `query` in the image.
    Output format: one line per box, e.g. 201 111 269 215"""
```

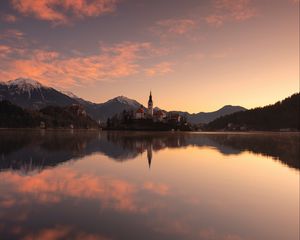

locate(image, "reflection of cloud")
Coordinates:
0 167 172 213
11 0 118 25
206 0 257 27
143 182 169 195
155 219 190 235
22 225 111 240
0 168 138 212
22 226 71 240
199 228 244 240
0 198 16 208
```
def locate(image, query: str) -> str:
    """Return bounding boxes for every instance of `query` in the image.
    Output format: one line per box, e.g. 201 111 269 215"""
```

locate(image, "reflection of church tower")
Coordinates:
148 91 153 116
147 145 152 168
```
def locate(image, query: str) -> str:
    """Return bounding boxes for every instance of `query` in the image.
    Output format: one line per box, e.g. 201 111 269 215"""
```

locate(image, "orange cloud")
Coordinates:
11 0 118 24
205 0 257 27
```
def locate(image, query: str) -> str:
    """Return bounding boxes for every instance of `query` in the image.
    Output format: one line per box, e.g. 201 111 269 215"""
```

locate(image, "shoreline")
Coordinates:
0 128 299 134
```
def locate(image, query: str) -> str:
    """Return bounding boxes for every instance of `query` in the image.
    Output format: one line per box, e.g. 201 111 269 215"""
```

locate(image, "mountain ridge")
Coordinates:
206 93 300 131
0 78 246 124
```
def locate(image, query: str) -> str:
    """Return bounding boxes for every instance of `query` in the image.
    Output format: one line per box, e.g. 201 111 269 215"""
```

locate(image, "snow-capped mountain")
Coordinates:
6 78 46 90
0 78 246 124
107 96 142 108
0 78 144 121
0 78 77 109
85 96 144 122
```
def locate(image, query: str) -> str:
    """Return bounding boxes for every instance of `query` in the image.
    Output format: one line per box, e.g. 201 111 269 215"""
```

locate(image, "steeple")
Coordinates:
148 91 152 103
148 91 153 116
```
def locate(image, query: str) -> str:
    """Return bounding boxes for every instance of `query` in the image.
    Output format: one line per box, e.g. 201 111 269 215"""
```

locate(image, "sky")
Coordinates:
0 0 299 113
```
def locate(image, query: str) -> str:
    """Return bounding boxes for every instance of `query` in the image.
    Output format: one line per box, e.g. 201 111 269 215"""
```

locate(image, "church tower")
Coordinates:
148 91 153 116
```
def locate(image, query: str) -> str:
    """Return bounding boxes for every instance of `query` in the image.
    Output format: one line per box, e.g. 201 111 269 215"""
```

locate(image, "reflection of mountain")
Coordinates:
0 131 299 173
204 133 300 170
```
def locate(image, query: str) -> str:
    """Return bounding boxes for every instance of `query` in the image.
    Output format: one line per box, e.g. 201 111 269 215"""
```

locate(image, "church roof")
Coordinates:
136 108 144 113
154 110 164 116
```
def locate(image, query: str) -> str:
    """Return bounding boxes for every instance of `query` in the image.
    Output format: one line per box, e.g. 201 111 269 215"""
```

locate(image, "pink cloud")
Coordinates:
0 168 138 212
0 29 25 40
156 19 196 35
145 62 173 77
2 14 18 23
205 0 257 27
0 168 174 215
0 41 160 88
0 45 13 57
151 18 197 41
11 0 118 24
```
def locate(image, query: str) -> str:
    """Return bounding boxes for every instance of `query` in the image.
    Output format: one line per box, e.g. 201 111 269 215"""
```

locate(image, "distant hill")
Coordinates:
170 105 246 124
0 78 246 124
206 93 300 131
0 100 98 129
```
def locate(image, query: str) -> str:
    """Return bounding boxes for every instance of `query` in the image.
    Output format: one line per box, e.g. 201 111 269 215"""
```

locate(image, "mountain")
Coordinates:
206 93 300 131
90 96 143 122
170 105 246 124
0 78 143 122
0 78 78 109
0 100 98 129
0 78 245 124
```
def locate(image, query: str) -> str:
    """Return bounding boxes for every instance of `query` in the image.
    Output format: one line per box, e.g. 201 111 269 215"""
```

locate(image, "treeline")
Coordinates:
206 93 299 131
0 100 99 129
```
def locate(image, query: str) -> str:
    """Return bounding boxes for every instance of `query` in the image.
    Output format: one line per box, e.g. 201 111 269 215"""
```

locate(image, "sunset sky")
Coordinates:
0 0 299 113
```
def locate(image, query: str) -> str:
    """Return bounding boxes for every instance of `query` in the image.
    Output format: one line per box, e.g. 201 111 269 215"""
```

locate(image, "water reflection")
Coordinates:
0 130 299 173
0 130 299 240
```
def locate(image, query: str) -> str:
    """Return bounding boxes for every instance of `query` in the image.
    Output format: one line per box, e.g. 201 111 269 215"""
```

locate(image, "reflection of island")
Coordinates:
0 130 299 173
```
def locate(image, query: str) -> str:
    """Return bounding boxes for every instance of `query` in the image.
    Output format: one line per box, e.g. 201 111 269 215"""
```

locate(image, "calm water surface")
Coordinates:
0 130 299 240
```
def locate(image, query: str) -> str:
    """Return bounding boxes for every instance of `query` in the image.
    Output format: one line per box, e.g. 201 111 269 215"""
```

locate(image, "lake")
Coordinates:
0 130 299 240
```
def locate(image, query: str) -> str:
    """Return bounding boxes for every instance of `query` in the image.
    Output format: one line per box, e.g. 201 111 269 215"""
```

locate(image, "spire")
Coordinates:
148 91 152 103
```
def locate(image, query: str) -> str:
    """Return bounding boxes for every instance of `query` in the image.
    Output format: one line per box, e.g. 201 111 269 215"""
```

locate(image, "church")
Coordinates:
135 92 167 121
